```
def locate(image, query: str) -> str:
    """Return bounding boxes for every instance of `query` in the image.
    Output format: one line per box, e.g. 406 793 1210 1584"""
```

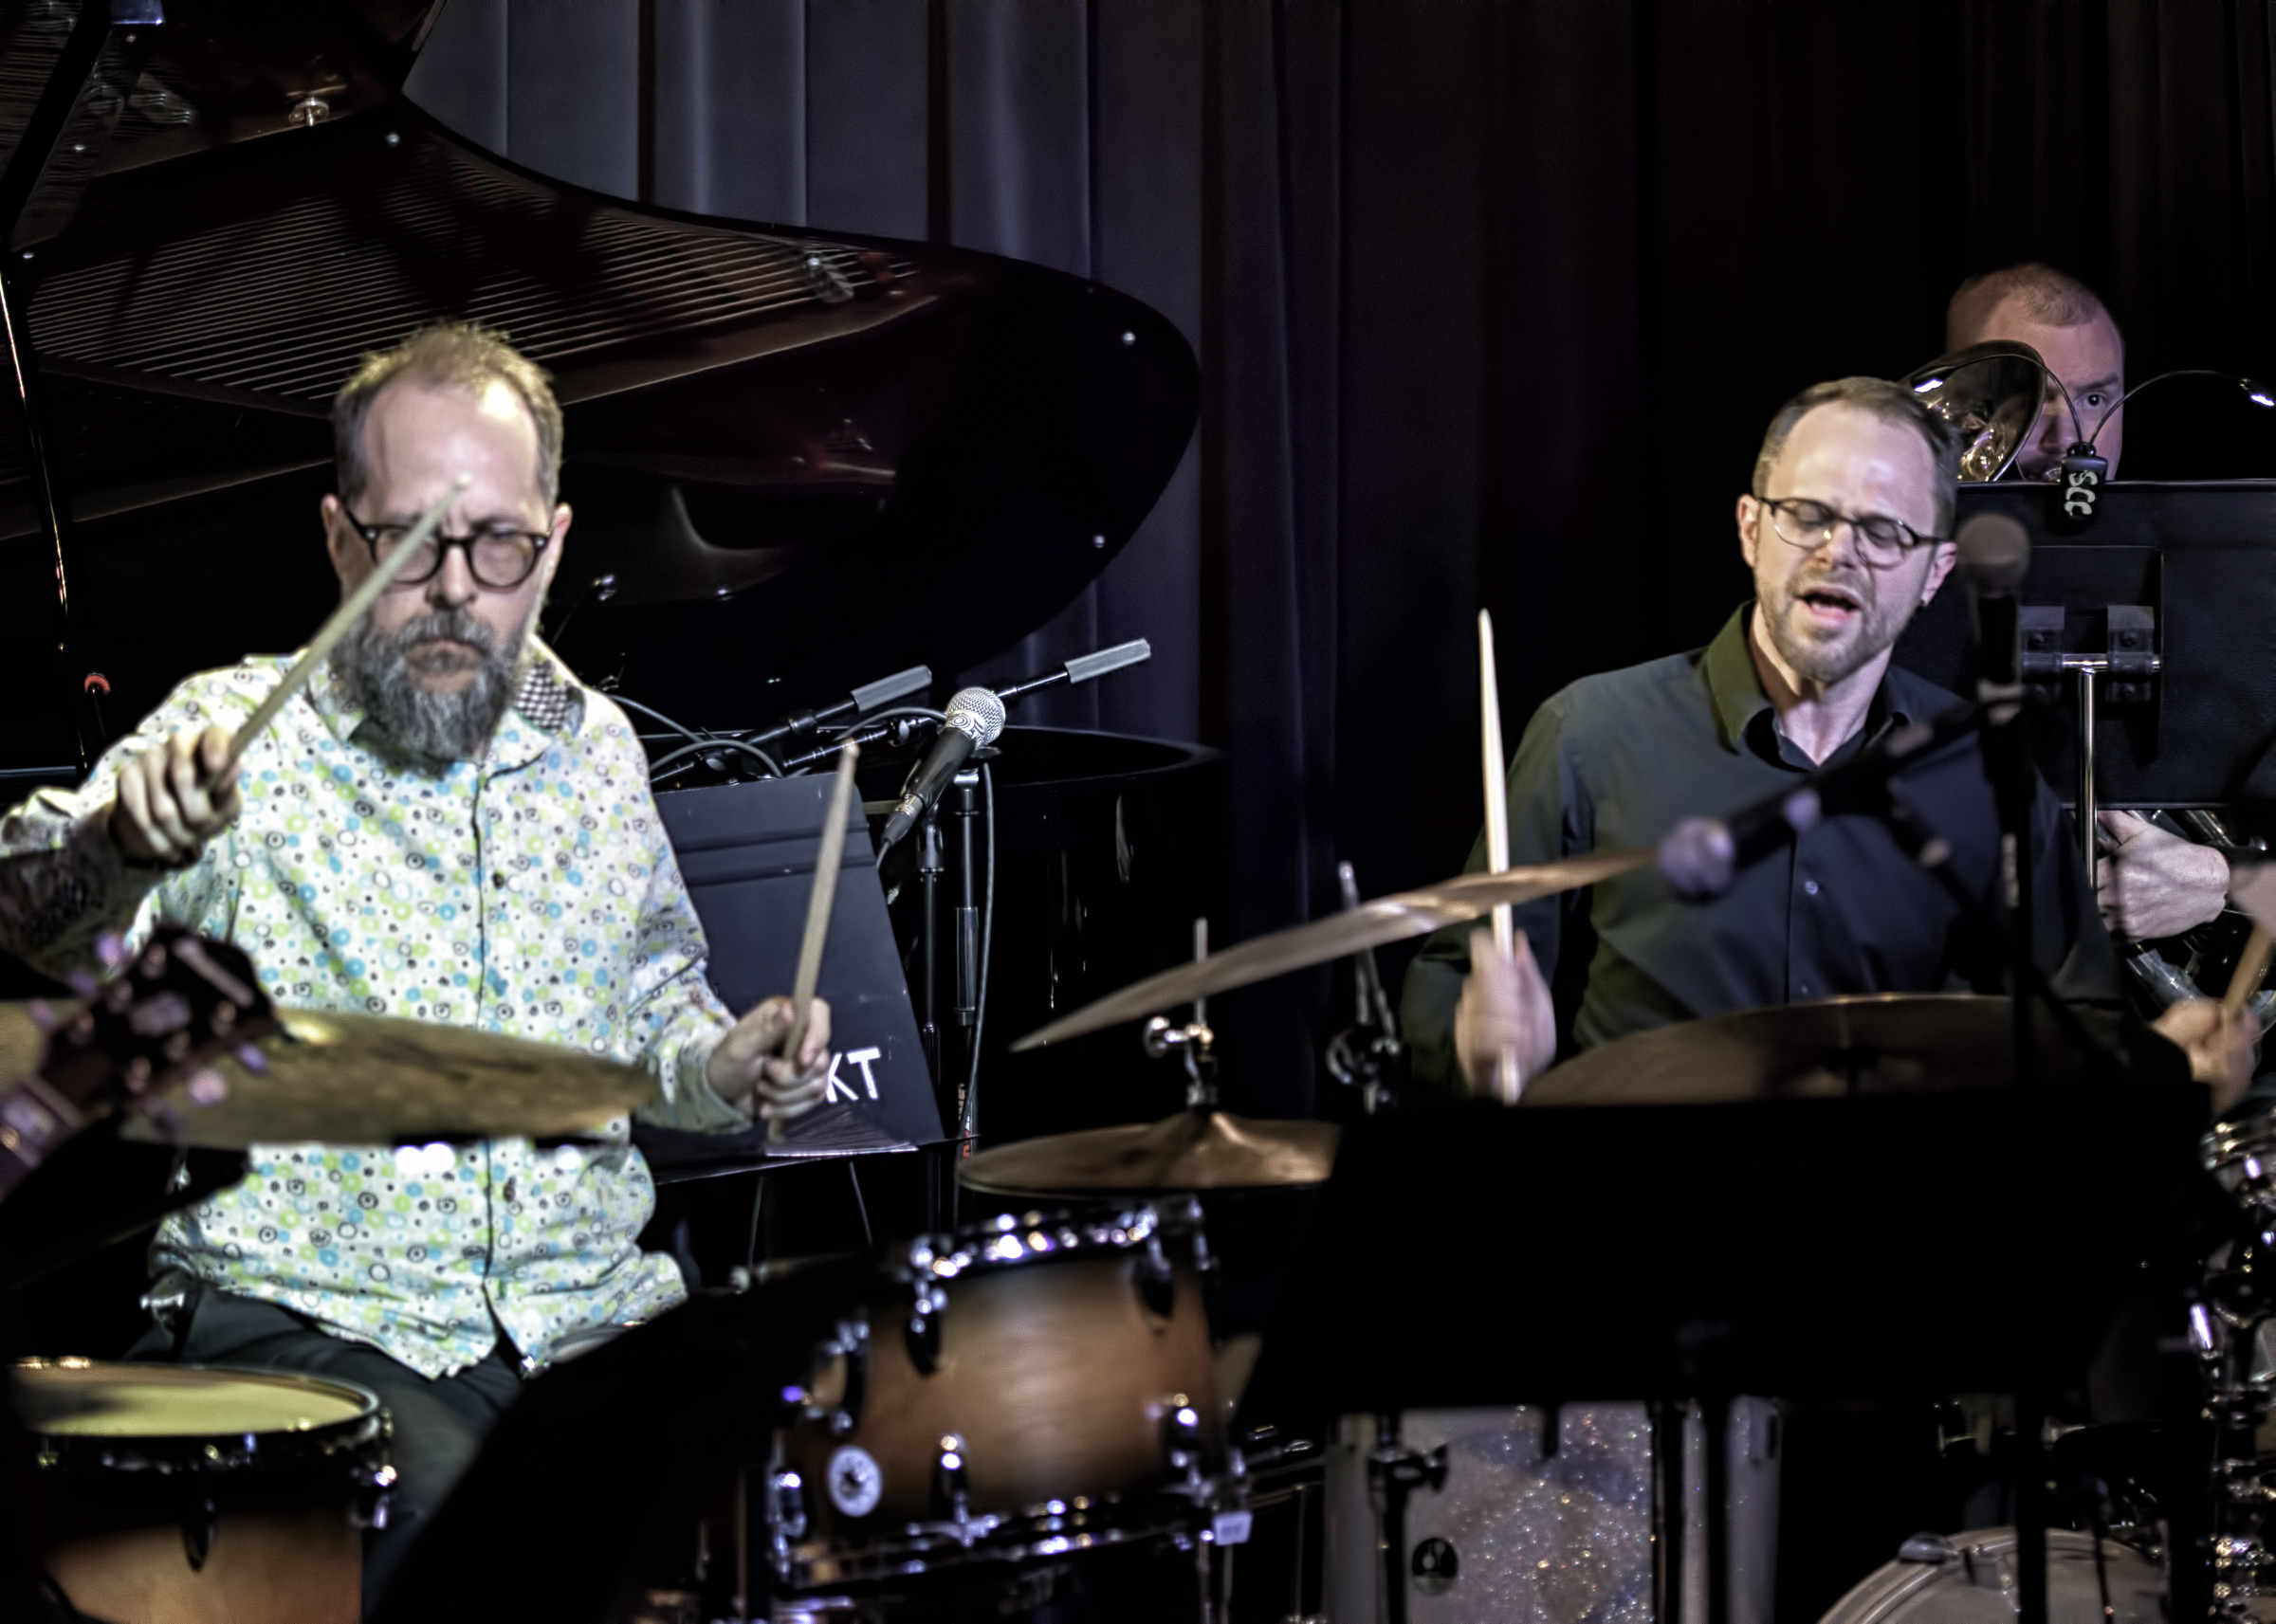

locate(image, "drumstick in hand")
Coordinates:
218 477 470 778
2228 926 2274 1021
774 741 860 1142
1478 610 1521 1104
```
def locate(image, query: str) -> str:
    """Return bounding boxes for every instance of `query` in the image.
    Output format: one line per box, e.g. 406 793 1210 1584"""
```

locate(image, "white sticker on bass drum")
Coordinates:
826 1445 884 1518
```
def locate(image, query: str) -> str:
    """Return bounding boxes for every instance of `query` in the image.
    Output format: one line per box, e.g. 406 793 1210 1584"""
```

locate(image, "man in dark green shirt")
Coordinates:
1402 374 2249 1101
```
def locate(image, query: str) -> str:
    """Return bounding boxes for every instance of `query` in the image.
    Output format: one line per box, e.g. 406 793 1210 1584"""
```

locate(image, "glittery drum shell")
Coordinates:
1329 1405 1655 1624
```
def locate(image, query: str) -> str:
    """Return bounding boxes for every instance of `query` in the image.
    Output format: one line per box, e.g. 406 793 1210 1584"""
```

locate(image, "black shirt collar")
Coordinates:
1703 603 1916 771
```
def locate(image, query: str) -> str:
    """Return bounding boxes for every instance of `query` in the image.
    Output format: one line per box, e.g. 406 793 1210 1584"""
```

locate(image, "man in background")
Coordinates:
1948 263 2247 952
1947 261 2128 482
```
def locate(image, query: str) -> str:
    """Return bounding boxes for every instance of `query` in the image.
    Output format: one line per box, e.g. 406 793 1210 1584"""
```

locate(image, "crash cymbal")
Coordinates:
0 1005 662 1148
1011 848 1650 1051
1520 994 2179 1107
959 1109 1342 1195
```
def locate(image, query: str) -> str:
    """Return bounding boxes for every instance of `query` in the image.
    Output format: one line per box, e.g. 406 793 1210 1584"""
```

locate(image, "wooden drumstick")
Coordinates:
2224 864 2276 1022
217 477 470 778
2227 926 2273 1021
1478 610 1521 1104
773 741 861 1142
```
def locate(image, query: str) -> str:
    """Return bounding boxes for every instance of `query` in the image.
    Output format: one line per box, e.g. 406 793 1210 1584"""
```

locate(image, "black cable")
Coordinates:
781 706 946 771
646 737 783 779
611 695 708 748
829 705 945 748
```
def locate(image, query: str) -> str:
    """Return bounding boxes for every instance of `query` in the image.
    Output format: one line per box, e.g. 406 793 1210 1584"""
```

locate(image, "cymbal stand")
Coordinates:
1145 920 1220 1109
1324 862 1402 1114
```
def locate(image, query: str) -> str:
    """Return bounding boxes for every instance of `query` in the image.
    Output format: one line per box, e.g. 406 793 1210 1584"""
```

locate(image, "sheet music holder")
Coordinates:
634 776 947 1180
1896 480 2276 809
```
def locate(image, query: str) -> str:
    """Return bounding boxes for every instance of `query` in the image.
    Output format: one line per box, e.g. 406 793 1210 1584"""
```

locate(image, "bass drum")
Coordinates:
11 1359 392 1624
1324 1400 1782 1624
1819 1529 2165 1624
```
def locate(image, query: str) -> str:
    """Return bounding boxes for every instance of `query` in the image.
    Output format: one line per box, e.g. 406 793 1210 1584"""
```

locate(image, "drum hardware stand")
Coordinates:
1146 918 1220 1108
1325 862 1403 1114
2195 1222 2276 1616
2016 604 2160 885
949 768 982 1126
917 809 944 1081
1366 1412 1447 1624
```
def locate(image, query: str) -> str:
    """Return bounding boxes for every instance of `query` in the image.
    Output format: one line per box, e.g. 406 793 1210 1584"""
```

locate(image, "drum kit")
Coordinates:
2 837 2271 1624
0 565 2266 1624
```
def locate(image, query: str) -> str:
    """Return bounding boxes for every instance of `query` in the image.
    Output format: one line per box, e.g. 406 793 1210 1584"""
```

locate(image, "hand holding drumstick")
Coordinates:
109 478 469 869
705 742 860 1133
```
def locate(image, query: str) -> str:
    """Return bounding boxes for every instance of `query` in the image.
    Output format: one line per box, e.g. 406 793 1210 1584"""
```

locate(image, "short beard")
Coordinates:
1757 564 1912 688
334 606 526 761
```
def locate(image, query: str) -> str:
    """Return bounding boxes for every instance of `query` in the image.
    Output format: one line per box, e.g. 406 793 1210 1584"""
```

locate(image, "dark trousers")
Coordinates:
126 1286 522 1618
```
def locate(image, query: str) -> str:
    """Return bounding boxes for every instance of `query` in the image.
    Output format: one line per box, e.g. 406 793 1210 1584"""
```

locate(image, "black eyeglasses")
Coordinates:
1757 496 1947 570
343 505 552 591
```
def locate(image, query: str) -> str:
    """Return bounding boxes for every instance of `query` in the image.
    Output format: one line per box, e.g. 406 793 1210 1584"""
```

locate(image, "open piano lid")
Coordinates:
0 0 1198 768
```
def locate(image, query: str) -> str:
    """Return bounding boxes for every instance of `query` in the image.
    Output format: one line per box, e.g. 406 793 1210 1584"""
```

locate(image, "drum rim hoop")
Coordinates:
896 1199 1199 1287
14 1359 390 1478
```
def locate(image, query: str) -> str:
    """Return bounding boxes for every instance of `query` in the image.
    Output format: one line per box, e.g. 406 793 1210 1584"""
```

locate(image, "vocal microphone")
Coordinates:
1658 703 1981 899
878 686 1007 852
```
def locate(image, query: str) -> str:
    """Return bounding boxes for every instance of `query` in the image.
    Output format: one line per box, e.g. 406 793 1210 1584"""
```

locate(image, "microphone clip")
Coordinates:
2056 448 2108 530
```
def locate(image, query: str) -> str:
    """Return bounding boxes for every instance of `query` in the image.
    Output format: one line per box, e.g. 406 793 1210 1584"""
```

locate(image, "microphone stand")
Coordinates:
1325 861 1404 1113
1972 551 2052 1624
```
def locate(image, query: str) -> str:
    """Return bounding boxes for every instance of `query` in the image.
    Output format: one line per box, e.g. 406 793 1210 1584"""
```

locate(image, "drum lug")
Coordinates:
770 1468 810 1554
908 1284 947 1376
932 1433 972 1528
358 1463 397 1529
1136 1235 1176 1319
826 1318 870 1435
1162 1396 1208 1487
179 1489 218 1572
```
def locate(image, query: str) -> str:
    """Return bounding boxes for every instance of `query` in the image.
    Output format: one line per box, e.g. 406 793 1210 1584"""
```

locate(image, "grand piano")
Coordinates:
0 0 1218 1341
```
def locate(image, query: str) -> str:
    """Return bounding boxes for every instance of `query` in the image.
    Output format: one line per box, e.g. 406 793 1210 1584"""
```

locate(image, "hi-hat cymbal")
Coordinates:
1519 994 2181 1107
1011 849 1649 1051
0 1004 659 1148
959 1109 1342 1195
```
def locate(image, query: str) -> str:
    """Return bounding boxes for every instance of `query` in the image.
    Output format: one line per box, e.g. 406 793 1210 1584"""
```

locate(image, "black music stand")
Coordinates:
635 776 947 1180
1898 480 2276 874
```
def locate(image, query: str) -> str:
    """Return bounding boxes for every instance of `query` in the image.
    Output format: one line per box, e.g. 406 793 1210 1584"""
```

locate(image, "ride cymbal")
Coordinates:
1011 849 1649 1051
959 1109 1341 1195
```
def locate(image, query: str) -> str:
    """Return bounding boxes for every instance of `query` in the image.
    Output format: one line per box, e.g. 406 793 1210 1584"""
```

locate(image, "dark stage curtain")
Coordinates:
407 0 2276 1113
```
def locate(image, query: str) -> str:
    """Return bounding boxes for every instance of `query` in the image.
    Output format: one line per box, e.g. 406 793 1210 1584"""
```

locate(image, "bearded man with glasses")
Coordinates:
0 322 834 1612
1401 374 2252 1108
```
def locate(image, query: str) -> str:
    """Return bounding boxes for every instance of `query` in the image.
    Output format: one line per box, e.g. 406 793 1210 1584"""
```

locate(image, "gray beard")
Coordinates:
1757 568 1909 687
334 607 525 761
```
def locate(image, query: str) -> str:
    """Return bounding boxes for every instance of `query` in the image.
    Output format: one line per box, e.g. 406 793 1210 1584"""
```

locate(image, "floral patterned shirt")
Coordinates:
0 642 752 1378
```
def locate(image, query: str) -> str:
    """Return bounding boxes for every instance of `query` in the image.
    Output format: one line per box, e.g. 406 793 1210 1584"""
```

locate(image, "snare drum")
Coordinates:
771 1202 1223 1588
12 1359 393 1624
